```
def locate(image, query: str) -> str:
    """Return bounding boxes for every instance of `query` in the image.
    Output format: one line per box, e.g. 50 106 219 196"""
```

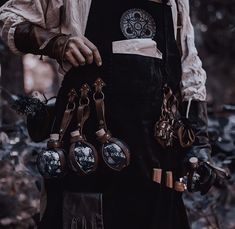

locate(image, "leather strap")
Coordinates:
59 89 77 141
93 78 108 131
76 84 91 137
161 85 179 119
178 124 195 148
95 99 107 131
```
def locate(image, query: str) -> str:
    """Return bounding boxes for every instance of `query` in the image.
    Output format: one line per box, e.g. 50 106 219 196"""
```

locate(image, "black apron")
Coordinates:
39 1 189 228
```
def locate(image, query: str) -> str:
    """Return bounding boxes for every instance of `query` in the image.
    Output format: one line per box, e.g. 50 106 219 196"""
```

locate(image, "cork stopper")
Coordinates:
166 171 173 188
152 168 162 184
96 128 106 137
189 157 198 164
31 91 46 102
71 130 81 137
174 181 185 192
50 134 60 141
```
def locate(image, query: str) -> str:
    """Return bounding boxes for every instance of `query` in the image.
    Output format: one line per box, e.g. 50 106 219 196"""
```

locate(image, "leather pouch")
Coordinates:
27 100 55 142
63 192 104 229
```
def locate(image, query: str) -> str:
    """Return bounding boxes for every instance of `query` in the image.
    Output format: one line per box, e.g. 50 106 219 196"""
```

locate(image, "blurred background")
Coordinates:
0 0 235 228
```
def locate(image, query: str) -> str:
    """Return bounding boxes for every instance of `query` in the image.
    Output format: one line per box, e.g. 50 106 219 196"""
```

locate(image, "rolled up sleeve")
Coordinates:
178 0 207 101
0 0 62 54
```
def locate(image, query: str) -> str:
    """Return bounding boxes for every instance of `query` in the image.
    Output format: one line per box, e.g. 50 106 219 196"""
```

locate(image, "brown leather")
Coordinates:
95 99 108 131
177 123 195 148
14 21 70 62
154 85 195 149
72 84 91 140
152 168 162 184
69 84 98 174
47 140 62 149
59 89 77 141
93 78 130 171
93 79 107 131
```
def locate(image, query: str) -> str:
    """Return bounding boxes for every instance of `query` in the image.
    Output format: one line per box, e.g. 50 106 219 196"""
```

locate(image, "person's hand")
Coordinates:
186 157 230 195
14 22 102 68
63 36 102 67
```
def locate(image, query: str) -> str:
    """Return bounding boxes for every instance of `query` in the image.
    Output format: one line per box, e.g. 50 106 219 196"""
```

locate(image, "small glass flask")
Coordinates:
96 129 130 171
69 130 98 174
37 134 66 179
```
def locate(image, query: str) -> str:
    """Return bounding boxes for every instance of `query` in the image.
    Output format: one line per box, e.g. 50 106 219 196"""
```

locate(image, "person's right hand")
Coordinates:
63 36 102 67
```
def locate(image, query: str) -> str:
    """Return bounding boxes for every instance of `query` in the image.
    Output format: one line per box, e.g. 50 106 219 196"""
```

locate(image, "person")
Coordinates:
0 0 216 228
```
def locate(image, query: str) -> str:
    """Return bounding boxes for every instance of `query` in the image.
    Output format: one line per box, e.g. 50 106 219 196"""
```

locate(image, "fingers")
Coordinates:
84 37 102 66
73 39 94 64
71 44 86 66
64 36 102 67
64 49 79 67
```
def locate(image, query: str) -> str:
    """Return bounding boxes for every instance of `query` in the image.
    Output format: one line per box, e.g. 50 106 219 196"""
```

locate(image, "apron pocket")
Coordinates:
63 192 104 229
109 51 163 101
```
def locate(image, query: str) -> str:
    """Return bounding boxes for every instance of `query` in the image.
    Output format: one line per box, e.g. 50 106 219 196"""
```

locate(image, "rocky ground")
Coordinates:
0 111 235 229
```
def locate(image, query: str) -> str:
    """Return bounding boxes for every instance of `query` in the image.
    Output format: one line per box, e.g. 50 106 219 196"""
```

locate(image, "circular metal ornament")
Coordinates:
120 8 156 39
37 148 66 179
102 138 130 171
69 141 98 174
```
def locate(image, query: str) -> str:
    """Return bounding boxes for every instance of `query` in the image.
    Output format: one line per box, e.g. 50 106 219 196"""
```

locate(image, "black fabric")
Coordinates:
39 1 189 229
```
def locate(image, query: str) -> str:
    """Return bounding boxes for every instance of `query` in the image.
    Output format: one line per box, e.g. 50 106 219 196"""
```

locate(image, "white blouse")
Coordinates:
0 0 207 101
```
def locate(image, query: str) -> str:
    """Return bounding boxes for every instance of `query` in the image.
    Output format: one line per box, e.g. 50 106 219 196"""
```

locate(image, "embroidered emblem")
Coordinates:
120 8 156 39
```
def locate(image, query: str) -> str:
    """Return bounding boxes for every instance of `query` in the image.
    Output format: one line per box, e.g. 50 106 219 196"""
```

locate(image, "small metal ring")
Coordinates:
79 97 90 106
66 102 76 111
93 91 105 101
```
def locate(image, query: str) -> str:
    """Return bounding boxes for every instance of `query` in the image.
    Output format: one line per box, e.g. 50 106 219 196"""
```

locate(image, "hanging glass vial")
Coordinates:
69 130 98 174
69 83 98 174
37 134 66 179
93 78 130 171
96 128 130 171
37 88 77 179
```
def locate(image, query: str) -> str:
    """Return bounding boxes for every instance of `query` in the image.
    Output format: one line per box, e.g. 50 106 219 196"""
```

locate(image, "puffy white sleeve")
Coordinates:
0 0 63 54
178 0 207 101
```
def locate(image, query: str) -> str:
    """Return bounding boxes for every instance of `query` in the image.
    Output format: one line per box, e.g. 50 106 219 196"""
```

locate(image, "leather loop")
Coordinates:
93 78 130 171
93 78 107 131
69 84 98 174
59 89 77 141
95 99 107 131
77 105 90 136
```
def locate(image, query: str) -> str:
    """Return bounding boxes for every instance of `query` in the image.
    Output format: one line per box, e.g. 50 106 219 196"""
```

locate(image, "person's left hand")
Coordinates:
186 157 230 195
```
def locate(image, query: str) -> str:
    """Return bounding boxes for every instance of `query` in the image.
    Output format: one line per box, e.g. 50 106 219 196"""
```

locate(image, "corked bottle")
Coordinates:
37 133 66 179
37 89 77 178
69 84 98 174
93 78 130 171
